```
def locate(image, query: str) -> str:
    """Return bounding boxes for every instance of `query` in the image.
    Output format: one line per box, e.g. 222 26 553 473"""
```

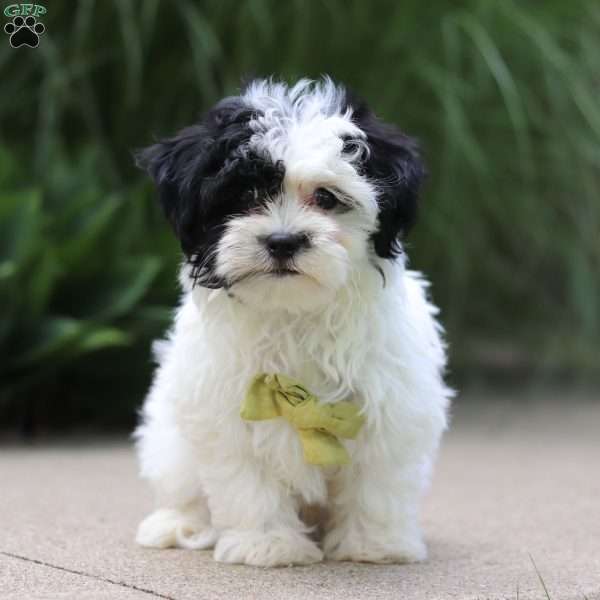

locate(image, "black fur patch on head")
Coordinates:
343 90 426 259
136 98 285 288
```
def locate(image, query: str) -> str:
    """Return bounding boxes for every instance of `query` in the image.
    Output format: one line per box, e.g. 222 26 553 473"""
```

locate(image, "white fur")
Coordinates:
135 79 452 566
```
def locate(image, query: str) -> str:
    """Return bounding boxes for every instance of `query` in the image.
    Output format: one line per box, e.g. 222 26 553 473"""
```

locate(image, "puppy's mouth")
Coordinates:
226 266 304 287
271 267 301 277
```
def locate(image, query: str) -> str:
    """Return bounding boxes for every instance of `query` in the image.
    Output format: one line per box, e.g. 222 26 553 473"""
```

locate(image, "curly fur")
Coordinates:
134 77 452 567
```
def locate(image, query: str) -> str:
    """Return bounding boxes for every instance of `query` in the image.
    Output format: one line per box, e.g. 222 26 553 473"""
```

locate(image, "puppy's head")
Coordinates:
137 78 424 312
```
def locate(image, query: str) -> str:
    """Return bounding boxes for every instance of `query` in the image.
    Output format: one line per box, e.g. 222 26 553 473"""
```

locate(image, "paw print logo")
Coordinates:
4 15 45 48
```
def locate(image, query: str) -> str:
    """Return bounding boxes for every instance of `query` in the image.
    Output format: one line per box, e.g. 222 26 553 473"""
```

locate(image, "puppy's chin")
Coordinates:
214 230 352 313
227 271 342 313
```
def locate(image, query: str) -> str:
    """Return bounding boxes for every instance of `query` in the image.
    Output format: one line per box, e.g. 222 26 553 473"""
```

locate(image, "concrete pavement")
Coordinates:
1 391 599 600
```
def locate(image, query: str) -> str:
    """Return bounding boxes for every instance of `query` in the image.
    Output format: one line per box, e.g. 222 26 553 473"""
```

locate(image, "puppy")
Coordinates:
134 78 452 567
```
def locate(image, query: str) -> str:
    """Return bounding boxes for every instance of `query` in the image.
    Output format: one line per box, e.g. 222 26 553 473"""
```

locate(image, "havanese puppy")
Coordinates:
134 78 452 567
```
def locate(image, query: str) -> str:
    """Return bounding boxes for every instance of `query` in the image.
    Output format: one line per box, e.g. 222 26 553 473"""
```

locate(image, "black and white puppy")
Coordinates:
134 78 452 566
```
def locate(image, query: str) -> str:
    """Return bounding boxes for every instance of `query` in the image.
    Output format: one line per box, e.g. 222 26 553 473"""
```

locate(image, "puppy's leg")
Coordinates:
324 414 442 563
204 456 323 567
135 420 217 550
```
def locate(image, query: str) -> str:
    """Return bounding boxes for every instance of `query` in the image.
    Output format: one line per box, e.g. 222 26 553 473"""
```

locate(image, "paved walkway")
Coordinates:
1 392 599 600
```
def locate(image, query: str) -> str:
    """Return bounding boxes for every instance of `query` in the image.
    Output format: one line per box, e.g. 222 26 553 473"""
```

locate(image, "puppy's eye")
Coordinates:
313 188 339 210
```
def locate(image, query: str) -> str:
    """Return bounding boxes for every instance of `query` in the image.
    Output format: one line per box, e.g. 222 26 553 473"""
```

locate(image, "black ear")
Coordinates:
135 126 212 256
134 98 263 289
135 98 259 257
347 93 426 259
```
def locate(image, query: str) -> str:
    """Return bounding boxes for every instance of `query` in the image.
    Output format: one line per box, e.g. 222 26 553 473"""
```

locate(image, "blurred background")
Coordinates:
1 0 598 434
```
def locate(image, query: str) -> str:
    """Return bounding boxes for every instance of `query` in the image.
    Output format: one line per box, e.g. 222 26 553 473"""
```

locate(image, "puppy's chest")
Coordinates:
183 318 365 496
245 334 356 403
241 338 348 497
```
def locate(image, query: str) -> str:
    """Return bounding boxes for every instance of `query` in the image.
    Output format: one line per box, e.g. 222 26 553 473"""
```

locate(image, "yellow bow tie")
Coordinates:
241 373 365 467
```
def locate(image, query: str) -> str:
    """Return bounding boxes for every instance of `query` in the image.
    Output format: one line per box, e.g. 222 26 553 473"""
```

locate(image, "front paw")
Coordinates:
214 528 323 567
136 508 218 550
323 527 427 564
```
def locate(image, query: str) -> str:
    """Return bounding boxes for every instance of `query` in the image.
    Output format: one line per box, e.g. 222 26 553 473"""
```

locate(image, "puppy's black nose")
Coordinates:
264 232 309 259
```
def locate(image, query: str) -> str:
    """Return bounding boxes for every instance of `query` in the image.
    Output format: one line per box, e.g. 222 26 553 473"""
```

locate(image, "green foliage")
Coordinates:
0 145 177 427
1 1 599 427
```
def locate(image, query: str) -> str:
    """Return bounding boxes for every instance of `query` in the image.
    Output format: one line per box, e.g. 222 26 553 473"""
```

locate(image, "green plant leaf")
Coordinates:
12 318 131 367
90 257 162 321
0 189 43 270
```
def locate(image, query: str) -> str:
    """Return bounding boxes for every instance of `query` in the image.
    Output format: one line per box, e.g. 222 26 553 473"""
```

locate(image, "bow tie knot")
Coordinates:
241 373 365 466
